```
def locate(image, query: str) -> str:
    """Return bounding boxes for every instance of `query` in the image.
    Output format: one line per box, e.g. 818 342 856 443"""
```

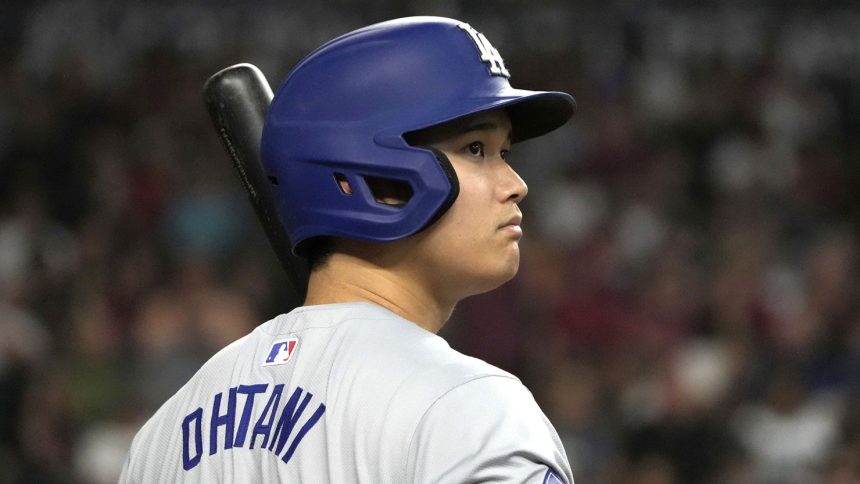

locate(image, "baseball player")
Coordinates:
121 16 576 483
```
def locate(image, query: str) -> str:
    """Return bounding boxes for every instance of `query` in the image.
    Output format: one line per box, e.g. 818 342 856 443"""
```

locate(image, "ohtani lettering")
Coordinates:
181 384 326 471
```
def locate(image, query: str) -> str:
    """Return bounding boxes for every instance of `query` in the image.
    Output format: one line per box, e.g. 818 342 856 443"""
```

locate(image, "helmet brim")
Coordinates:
502 90 577 143
409 89 576 144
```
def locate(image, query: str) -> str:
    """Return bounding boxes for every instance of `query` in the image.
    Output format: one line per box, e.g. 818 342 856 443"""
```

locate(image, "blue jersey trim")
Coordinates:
543 467 565 484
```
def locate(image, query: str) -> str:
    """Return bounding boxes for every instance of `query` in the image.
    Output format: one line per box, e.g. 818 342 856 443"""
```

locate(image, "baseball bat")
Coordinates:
203 63 309 305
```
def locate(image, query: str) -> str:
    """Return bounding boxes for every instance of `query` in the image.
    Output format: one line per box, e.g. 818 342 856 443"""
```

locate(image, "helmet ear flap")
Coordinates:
423 148 459 228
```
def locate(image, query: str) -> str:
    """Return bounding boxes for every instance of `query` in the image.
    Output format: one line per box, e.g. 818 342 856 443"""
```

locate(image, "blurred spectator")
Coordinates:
733 368 842 483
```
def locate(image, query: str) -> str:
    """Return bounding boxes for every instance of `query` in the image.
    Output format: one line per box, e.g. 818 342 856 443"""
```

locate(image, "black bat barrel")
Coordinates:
203 64 309 304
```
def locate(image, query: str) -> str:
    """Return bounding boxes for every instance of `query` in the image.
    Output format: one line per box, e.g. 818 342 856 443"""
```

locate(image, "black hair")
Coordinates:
302 236 335 272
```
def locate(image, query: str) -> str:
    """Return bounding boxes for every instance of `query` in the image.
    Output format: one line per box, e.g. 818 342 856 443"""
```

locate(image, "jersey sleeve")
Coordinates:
406 375 574 484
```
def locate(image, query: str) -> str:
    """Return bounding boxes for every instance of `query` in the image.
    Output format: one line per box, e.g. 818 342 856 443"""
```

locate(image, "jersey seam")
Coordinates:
261 313 421 335
261 317 404 336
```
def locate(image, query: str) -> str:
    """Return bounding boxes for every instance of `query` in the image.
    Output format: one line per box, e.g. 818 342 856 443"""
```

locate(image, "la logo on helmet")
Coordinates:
458 23 511 78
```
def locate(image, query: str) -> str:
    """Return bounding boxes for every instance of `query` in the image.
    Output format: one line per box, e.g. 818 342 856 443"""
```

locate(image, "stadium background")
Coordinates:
1 1 859 482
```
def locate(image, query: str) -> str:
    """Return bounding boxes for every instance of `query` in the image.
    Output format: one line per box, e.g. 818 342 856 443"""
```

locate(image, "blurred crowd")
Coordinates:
1 1 860 483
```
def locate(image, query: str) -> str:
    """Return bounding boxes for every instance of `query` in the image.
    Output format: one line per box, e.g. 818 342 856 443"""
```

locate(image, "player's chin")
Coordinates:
503 249 521 280
458 255 519 298
456 242 521 295
488 246 522 287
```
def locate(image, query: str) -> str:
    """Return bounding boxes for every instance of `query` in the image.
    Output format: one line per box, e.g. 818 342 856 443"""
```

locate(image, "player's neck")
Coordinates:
304 251 455 333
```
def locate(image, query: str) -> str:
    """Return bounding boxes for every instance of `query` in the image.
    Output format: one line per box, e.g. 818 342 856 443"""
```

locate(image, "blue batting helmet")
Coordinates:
261 16 575 255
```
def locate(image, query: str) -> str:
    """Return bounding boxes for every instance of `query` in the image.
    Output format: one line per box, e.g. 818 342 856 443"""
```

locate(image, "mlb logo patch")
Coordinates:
263 337 299 366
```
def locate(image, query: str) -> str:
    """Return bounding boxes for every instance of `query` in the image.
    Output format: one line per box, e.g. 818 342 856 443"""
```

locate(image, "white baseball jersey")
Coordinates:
120 302 573 483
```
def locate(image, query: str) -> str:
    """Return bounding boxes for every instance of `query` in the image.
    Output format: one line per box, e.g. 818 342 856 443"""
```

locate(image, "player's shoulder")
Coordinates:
265 301 521 424
407 374 574 484
264 301 514 381
292 303 518 382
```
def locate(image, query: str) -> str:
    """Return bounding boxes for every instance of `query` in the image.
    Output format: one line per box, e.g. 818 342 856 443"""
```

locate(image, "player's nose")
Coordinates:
498 162 528 203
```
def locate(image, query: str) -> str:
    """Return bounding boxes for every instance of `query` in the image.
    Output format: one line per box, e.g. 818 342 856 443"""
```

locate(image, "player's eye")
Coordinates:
467 141 484 156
